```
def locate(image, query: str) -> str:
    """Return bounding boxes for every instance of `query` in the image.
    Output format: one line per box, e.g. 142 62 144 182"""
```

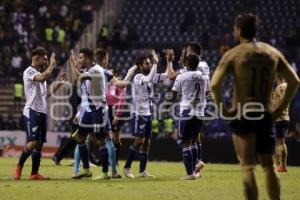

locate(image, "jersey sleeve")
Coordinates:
26 68 40 81
172 75 181 92
104 70 113 82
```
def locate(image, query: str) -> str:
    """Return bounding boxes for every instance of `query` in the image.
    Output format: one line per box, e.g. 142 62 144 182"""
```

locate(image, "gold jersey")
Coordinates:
272 82 289 121
212 41 291 113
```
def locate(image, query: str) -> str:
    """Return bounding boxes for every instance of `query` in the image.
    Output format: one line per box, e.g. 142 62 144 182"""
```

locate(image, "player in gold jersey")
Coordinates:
211 13 300 200
272 74 289 173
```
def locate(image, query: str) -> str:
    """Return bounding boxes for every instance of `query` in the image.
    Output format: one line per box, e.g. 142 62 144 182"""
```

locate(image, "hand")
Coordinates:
49 52 56 67
112 117 118 126
70 49 78 67
166 49 175 62
59 71 67 81
152 49 159 64
73 116 79 124
178 47 187 67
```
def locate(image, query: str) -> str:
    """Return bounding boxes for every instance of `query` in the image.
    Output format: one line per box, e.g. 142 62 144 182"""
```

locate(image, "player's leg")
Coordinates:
178 116 195 180
256 116 280 200
52 124 77 165
138 137 155 178
92 135 110 180
28 112 49 180
123 114 145 178
13 115 33 180
232 133 258 200
258 154 280 200
73 144 80 175
112 128 121 165
138 116 154 177
274 121 288 172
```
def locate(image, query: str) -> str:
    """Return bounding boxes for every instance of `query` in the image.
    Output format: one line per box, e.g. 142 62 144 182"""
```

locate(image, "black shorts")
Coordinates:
108 105 121 132
275 121 289 139
230 112 275 154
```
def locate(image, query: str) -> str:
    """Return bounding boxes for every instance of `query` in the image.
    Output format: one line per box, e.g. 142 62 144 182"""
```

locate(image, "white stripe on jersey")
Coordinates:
23 66 47 117
172 71 206 116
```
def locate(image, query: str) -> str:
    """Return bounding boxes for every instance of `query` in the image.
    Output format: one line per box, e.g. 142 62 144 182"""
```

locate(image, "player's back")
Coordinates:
173 71 206 116
228 42 280 112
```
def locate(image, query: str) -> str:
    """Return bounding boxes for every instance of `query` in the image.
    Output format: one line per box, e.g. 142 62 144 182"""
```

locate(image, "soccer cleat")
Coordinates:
29 174 50 180
13 165 23 180
123 168 135 178
138 171 155 178
111 173 122 178
51 156 61 165
72 170 92 179
194 171 202 178
180 174 196 180
276 165 288 173
195 160 205 171
92 172 110 180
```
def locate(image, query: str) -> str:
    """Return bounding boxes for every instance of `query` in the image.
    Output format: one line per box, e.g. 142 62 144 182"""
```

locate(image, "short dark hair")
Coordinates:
235 13 258 39
79 48 94 60
186 54 199 70
31 47 47 57
95 48 109 63
135 55 149 66
187 42 201 56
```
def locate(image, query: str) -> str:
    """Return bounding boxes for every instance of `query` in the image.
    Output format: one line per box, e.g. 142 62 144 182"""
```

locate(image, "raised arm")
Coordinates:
166 49 180 80
33 52 56 82
69 49 81 81
141 49 158 83
272 54 300 119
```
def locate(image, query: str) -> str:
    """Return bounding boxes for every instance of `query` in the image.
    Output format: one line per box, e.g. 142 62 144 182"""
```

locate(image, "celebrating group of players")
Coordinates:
12 13 300 200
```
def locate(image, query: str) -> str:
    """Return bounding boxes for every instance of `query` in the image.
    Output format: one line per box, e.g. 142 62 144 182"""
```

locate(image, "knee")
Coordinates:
27 140 40 151
75 135 86 144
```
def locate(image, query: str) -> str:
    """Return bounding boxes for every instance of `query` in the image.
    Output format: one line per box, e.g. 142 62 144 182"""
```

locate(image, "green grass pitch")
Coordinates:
0 158 299 200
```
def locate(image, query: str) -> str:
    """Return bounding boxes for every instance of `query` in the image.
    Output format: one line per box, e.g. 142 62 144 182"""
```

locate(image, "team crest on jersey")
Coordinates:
32 126 38 132
27 69 36 76
139 124 146 130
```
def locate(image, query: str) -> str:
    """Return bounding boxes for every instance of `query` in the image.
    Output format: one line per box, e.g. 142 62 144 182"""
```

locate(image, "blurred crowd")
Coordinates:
0 0 102 83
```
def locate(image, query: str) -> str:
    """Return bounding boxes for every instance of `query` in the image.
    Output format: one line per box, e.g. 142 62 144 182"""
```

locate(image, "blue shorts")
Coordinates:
24 109 47 143
275 121 289 139
178 110 203 140
230 112 275 154
131 113 152 138
78 108 111 137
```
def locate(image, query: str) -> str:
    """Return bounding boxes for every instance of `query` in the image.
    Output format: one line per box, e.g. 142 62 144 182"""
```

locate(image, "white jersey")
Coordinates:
23 66 47 117
79 64 112 115
172 71 206 116
132 72 167 116
180 60 210 107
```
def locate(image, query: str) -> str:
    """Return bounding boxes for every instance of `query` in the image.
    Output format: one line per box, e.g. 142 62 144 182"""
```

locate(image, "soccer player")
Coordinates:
70 48 134 180
123 50 165 178
94 48 136 178
167 53 207 180
106 67 127 166
13 47 56 180
166 42 209 177
69 48 111 180
210 13 300 199
272 74 290 172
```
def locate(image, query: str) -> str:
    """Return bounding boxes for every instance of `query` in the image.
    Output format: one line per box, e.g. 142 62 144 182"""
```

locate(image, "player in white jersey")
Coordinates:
166 42 208 177
166 53 207 180
70 48 132 180
70 48 110 180
123 50 167 178
13 47 57 180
